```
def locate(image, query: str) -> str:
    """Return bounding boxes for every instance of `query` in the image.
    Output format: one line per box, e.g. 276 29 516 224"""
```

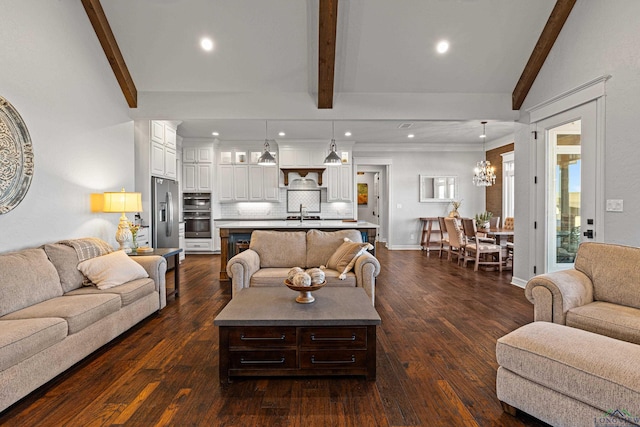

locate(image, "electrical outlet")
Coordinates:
396 203 402 209
410 233 415 240
606 199 623 212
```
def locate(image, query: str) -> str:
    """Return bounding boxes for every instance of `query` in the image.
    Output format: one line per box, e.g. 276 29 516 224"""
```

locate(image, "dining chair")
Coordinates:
461 217 495 244
444 217 466 265
437 216 449 259
503 217 514 230
490 216 501 228
463 236 503 272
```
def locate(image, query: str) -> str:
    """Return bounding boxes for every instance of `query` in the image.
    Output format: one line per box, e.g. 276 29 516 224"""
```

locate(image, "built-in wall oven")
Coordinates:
183 193 212 238
183 193 211 211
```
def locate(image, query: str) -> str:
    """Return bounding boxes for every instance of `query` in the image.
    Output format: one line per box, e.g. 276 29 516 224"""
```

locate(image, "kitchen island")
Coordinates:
219 220 379 281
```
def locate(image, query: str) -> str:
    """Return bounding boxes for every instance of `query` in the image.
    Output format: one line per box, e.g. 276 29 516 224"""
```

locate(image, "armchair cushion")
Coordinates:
574 242 640 309
566 301 640 345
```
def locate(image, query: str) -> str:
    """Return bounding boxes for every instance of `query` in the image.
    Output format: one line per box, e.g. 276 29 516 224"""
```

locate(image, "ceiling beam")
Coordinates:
512 0 576 110
81 0 137 108
318 0 338 109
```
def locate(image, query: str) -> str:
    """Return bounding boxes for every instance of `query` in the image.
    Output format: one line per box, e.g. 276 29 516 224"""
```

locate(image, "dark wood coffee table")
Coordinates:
214 287 381 383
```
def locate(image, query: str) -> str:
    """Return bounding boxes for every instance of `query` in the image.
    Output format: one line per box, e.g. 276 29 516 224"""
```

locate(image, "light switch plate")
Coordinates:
606 199 623 212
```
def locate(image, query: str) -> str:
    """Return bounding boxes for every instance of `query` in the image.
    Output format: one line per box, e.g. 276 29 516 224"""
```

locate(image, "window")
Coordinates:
502 152 515 218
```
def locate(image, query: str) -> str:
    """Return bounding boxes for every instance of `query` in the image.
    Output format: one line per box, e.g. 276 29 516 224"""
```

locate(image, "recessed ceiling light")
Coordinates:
408 134 415 139
344 131 352 137
200 37 214 52
436 40 449 54
212 131 219 136
278 131 285 137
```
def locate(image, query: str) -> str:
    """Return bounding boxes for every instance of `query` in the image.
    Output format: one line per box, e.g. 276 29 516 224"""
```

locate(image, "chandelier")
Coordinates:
473 121 496 186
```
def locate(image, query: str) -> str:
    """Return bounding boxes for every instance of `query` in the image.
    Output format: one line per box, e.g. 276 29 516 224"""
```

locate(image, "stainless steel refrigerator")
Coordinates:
152 177 179 267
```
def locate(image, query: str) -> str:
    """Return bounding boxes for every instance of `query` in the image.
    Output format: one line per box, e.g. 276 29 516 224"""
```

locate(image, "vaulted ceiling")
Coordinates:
87 0 575 146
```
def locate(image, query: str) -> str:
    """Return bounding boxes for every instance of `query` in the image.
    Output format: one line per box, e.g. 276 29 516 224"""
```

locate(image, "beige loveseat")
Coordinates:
0 240 167 412
525 242 640 343
226 230 380 305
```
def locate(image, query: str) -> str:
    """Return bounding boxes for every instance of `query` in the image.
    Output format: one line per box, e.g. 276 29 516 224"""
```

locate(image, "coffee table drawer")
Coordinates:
230 350 297 369
299 350 368 369
299 327 367 348
228 326 296 348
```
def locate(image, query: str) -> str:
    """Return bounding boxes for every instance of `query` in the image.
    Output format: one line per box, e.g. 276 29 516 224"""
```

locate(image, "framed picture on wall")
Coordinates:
357 183 368 205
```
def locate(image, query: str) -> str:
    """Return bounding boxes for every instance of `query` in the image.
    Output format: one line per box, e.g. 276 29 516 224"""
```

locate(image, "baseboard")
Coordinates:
386 245 423 250
511 276 527 288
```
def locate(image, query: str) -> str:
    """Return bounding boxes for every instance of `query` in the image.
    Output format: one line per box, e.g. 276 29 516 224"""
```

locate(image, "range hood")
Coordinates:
281 168 325 188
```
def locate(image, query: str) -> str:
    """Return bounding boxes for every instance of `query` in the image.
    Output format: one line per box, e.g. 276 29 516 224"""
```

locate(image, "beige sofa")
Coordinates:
0 241 167 412
226 229 380 305
525 242 640 344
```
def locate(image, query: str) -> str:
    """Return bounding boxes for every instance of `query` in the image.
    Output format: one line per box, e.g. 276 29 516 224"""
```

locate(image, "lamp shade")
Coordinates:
103 189 142 213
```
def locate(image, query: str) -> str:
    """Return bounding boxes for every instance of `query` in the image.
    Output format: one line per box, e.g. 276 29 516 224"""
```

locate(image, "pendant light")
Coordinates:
257 120 276 165
473 121 496 186
323 121 342 165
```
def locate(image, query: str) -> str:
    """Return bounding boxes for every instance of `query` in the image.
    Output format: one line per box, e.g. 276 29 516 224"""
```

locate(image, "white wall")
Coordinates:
353 150 485 249
513 0 640 283
0 1 134 252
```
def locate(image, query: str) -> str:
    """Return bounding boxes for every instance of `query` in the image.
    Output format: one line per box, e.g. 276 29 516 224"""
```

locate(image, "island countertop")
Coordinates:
219 220 379 229
218 220 379 281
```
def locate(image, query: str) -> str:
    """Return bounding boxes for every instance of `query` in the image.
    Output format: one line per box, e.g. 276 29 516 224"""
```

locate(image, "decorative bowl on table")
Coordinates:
284 279 326 304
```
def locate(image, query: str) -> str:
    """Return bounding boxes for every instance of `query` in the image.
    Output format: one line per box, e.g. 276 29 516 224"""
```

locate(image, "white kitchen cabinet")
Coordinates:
327 164 353 202
182 145 213 192
185 239 213 252
248 165 280 201
148 121 178 179
233 165 248 200
183 146 213 163
213 223 221 252
219 164 248 202
182 163 212 192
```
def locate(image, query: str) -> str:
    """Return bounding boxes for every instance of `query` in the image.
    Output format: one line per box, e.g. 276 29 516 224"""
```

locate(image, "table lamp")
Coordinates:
103 188 142 253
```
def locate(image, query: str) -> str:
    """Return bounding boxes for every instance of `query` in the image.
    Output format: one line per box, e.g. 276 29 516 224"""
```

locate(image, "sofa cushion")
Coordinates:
574 242 640 309
0 318 68 372
249 231 307 268
567 301 640 345
77 250 149 290
65 278 155 307
322 269 357 287
496 322 640 418
43 243 86 293
0 248 63 317
2 294 121 335
305 230 363 268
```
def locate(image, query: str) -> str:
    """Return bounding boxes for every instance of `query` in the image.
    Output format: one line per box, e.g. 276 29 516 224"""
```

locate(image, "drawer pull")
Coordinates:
311 333 356 342
240 334 286 341
311 355 356 364
240 357 285 365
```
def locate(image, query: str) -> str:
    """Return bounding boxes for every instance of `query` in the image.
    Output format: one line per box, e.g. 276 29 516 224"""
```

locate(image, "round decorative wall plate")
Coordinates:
0 96 34 214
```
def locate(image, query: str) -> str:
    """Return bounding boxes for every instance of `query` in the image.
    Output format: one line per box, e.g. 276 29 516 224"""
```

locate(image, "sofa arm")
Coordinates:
132 255 168 309
524 269 594 324
226 249 261 297
354 252 380 306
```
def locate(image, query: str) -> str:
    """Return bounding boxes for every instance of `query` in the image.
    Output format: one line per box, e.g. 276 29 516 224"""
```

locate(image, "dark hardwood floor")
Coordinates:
0 247 548 426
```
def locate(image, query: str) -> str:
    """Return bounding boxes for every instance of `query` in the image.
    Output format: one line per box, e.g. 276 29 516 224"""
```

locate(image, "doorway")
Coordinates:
535 101 600 273
355 161 390 245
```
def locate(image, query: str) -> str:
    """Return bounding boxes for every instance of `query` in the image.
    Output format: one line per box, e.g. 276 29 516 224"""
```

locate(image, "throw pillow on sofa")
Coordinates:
77 250 149 290
325 238 373 279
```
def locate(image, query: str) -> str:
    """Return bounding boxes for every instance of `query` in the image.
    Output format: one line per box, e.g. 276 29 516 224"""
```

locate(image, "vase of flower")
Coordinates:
129 222 140 252
449 200 462 218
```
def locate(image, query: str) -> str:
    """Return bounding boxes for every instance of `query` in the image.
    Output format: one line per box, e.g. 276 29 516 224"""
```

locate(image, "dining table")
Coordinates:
479 227 514 245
